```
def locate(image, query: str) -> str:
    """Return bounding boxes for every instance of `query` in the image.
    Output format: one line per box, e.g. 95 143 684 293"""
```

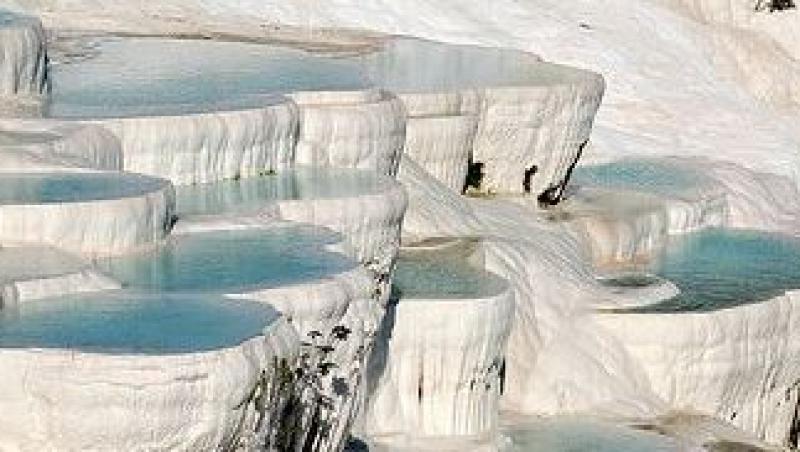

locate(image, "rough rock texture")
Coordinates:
0 119 123 171
0 172 174 256
0 11 47 116
0 319 299 451
95 102 298 185
291 89 407 177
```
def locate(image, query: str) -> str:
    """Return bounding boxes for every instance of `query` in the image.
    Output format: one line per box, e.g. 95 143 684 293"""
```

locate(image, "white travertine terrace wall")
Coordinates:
95 101 298 185
396 161 667 418
291 89 407 177
173 220 384 452
363 255 514 439
473 72 605 197
562 187 728 268
0 246 120 303
402 113 476 193
276 182 407 277
0 319 299 451
0 119 123 171
596 291 800 445
0 173 175 256
0 11 47 116
234 266 380 452
396 90 481 119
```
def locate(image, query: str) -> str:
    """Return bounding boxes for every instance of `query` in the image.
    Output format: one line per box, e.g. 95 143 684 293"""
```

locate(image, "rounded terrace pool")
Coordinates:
393 240 506 299
0 291 279 354
98 225 355 293
175 166 393 217
0 172 169 204
47 35 584 119
627 228 800 312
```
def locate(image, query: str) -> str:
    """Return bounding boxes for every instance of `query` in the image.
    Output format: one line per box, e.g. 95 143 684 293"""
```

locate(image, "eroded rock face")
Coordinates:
0 11 48 116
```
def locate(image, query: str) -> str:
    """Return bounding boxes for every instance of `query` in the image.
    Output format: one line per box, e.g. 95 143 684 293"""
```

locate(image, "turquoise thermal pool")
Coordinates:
0 172 168 204
0 291 279 354
99 226 355 293
572 159 706 197
175 167 390 216
501 418 678 452
48 36 578 118
630 229 800 312
393 242 506 299
48 37 368 118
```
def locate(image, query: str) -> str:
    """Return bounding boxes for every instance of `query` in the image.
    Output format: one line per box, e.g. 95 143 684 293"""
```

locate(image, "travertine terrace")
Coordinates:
1 2 799 451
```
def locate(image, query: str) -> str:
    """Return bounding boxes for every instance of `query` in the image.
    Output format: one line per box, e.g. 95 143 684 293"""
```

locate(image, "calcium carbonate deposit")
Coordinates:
0 1 799 451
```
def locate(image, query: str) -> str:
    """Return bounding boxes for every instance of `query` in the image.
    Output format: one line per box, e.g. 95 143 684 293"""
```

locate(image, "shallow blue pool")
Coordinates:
49 37 369 118
393 243 506 299
572 159 705 197
0 291 278 354
99 226 354 293
0 172 167 204
176 167 389 216
631 229 800 312
48 36 578 118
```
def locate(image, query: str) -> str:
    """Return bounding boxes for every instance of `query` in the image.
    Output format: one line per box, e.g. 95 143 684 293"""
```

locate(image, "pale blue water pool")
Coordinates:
48 36 579 119
176 167 390 216
572 159 705 197
0 172 168 204
631 229 800 312
393 243 506 299
502 418 678 452
49 37 369 118
0 291 278 353
99 226 354 293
